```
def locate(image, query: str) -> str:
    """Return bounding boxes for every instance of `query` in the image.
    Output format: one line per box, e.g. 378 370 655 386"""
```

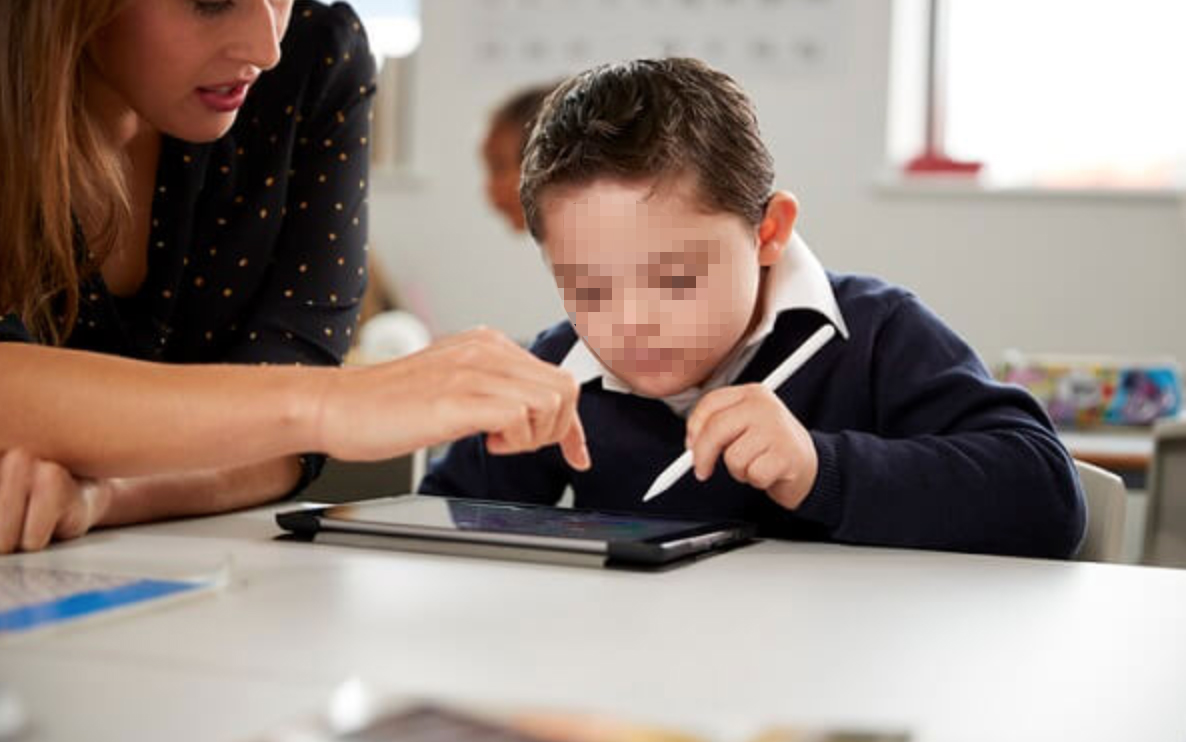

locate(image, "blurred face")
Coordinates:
482 121 528 232
87 0 293 143
540 175 790 398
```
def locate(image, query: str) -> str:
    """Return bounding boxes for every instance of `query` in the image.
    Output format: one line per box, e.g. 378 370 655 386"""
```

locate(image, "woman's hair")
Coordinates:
520 58 774 242
0 0 132 344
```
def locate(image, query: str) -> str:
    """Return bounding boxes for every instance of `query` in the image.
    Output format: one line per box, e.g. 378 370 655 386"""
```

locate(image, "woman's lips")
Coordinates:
196 82 250 113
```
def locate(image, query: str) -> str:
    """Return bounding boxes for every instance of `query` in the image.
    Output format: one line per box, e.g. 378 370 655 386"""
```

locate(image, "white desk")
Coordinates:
2 507 1186 742
1059 429 1155 476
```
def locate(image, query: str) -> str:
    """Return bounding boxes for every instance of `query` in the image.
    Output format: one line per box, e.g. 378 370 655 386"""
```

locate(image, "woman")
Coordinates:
0 0 589 554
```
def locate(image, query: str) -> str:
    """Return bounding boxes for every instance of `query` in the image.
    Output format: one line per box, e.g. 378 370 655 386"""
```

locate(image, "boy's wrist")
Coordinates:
768 453 819 510
762 422 820 510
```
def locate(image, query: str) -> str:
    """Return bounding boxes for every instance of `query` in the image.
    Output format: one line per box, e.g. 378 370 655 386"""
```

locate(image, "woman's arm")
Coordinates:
0 327 592 553
98 455 301 525
0 449 297 553
0 342 320 479
0 327 590 481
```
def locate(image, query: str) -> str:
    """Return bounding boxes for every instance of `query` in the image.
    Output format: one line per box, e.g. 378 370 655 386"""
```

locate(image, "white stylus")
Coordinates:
641 323 837 502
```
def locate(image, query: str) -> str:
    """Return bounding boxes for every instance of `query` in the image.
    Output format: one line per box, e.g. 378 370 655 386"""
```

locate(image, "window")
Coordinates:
350 0 421 62
890 0 1186 189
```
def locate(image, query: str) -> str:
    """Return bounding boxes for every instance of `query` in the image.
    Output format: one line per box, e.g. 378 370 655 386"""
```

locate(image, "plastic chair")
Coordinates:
1073 459 1127 563
1143 418 1186 568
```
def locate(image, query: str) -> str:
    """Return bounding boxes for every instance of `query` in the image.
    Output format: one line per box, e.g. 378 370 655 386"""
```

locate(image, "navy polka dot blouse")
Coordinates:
1 1 376 370
0 1 376 494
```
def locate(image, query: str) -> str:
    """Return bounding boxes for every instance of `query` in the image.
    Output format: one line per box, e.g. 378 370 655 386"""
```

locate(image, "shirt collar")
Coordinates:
559 233 849 405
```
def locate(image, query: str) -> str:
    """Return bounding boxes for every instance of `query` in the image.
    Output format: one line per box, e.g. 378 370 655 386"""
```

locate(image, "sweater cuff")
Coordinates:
796 432 845 530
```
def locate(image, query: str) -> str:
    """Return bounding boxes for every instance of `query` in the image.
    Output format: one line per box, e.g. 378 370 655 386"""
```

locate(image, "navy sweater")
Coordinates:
420 273 1086 559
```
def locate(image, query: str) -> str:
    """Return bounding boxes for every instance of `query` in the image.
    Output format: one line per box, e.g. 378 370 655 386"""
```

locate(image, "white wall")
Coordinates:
369 0 1186 364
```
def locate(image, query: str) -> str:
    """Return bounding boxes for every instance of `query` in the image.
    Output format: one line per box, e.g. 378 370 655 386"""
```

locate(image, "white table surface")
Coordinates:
1058 429 1155 460
2 505 1186 742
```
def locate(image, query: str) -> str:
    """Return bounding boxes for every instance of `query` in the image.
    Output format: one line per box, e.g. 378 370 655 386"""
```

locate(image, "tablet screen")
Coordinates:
324 497 707 543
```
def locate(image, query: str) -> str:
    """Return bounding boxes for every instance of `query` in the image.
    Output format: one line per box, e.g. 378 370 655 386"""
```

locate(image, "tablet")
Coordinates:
275 495 756 569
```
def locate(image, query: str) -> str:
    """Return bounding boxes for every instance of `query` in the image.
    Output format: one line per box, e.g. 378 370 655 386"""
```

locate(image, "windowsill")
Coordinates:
874 171 1186 202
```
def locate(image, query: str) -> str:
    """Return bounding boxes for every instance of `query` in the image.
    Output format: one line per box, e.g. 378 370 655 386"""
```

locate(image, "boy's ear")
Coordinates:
756 191 799 267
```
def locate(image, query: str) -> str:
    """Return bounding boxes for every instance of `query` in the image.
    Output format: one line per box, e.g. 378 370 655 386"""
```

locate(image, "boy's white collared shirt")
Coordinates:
559 233 850 417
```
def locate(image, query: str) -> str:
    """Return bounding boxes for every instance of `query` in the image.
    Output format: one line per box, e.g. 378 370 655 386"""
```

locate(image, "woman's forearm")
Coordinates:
97 455 303 526
0 343 327 479
2 327 593 485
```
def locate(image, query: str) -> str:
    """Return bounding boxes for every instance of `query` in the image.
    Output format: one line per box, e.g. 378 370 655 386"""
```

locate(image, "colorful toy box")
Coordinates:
998 352 1181 428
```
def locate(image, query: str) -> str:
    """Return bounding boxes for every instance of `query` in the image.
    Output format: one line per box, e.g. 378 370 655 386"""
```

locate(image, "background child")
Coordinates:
422 58 1086 559
481 83 556 233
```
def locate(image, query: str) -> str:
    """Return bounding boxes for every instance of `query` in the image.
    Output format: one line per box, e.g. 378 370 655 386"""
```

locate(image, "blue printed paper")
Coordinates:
0 566 205 636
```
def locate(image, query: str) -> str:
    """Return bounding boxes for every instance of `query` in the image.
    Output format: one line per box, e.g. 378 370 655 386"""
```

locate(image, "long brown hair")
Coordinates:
0 0 131 344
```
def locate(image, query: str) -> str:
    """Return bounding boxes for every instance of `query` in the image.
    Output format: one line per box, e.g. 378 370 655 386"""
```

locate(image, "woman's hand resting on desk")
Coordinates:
311 327 592 471
0 448 112 554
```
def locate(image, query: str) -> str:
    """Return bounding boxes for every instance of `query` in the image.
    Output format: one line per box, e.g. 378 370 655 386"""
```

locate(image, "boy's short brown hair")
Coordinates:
520 58 775 241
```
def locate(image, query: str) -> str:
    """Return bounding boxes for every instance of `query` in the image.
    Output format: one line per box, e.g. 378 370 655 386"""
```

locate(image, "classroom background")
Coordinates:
6 3 1186 740
354 0 1186 369
329 0 1186 568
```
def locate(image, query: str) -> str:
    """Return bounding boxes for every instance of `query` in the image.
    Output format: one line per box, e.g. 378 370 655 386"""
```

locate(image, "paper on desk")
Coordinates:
0 559 230 641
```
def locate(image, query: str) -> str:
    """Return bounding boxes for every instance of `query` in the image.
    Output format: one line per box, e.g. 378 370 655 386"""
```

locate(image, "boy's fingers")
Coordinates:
689 405 752 481
745 450 786 491
722 430 770 485
686 386 749 444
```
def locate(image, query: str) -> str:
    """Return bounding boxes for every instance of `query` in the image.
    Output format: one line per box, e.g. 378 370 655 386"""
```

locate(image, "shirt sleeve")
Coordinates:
223 5 376 367
797 294 1087 559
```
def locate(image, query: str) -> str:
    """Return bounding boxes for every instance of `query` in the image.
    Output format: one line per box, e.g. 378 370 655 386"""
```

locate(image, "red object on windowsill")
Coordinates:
905 0 984 179
905 148 983 176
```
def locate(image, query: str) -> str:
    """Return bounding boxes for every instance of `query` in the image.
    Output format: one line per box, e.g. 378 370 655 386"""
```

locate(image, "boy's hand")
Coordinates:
685 385 817 510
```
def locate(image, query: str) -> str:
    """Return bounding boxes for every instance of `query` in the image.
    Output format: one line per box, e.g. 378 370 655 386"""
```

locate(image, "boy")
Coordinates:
420 58 1085 559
